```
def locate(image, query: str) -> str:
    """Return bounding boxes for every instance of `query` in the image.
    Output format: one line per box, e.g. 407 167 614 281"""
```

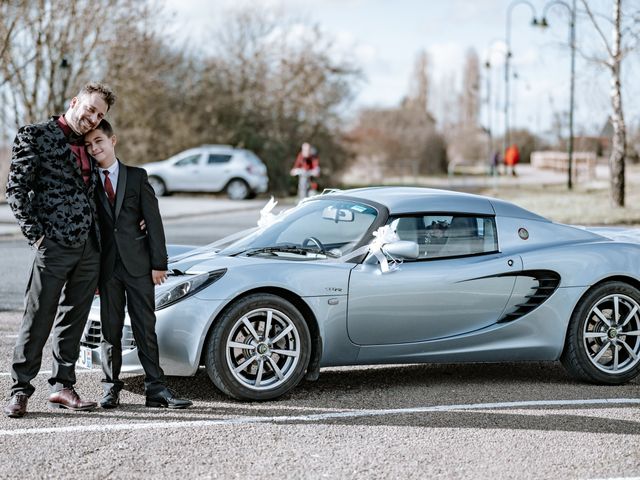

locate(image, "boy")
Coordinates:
84 119 191 409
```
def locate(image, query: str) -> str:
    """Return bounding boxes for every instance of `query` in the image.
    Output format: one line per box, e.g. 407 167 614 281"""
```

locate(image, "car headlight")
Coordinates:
155 269 226 310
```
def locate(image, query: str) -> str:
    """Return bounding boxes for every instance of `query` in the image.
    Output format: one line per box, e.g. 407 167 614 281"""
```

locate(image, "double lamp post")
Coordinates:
504 0 577 189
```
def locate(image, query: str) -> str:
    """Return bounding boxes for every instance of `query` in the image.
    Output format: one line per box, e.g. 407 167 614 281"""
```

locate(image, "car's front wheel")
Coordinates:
226 178 251 200
561 281 640 384
205 293 311 400
148 175 168 196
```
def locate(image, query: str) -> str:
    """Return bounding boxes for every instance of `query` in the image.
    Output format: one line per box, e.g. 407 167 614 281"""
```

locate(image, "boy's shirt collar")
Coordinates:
100 159 119 176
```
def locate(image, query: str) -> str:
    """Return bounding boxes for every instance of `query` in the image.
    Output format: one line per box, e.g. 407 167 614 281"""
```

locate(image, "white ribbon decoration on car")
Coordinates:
257 196 279 228
368 219 401 273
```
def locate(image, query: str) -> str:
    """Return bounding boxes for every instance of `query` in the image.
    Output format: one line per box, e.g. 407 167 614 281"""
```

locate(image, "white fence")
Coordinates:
530 151 597 182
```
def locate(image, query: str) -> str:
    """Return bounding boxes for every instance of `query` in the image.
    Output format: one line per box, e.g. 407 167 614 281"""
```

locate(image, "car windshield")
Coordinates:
220 198 378 259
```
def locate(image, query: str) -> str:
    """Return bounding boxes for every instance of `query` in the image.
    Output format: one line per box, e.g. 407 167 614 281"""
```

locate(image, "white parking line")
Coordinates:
0 368 100 377
0 397 638 437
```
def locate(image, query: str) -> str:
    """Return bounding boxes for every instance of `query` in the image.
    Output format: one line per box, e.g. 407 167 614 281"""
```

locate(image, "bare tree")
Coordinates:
198 7 360 192
0 0 144 129
1 2 360 195
460 48 480 129
406 50 430 112
348 51 446 178
580 0 639 206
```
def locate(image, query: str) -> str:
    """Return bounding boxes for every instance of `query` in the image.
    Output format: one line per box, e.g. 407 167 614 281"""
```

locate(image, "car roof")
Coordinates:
329 186 550 221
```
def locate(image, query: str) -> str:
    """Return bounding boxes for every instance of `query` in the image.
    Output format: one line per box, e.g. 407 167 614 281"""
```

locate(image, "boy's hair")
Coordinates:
78 82 116 110
94 119 114 137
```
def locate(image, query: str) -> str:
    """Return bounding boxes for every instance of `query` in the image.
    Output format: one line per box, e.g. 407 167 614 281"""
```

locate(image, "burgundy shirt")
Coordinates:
56 115 91 186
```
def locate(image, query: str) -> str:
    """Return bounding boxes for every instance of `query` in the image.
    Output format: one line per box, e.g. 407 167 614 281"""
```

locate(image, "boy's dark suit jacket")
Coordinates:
95 160 168 282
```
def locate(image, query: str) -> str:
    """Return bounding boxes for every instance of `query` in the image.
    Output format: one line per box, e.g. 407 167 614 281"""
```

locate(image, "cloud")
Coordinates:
428 42 467 81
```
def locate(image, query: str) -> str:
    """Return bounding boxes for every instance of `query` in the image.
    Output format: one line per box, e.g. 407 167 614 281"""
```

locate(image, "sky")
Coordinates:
162 0 639 138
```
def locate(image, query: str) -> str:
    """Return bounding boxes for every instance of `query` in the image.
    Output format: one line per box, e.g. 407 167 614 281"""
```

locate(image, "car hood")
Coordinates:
167 250 355 299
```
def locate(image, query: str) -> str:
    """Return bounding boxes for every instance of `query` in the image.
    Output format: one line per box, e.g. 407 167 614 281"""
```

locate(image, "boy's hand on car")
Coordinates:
152 270 168 285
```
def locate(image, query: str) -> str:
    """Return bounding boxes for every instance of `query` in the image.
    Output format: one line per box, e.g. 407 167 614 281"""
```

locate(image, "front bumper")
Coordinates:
81 294 229 377
249 175 269 193
82 305 143 373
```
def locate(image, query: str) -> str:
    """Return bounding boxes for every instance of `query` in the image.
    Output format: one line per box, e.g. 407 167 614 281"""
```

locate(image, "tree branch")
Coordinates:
580 0 615 58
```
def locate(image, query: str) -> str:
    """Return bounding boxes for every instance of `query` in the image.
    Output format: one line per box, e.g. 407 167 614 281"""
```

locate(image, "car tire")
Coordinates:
205 293 311 400
561 281 640 384
226 178 251 200
148 176 168 196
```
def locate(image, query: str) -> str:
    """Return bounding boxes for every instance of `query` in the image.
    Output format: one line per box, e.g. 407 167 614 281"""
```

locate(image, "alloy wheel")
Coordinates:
225 307 301 391
583 293 640 374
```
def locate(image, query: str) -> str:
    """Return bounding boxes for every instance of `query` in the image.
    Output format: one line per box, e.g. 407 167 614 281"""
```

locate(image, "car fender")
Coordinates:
186 260 356 371
520 241 640 288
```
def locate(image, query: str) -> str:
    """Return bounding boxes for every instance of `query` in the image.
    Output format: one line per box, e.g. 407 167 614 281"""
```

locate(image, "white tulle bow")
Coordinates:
369 219 401 273
257 196 279 228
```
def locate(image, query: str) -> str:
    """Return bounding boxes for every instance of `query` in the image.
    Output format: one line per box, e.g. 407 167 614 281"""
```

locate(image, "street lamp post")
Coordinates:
540 0 577 190
504 0 538 158
484 59 493 173
484 39 507 176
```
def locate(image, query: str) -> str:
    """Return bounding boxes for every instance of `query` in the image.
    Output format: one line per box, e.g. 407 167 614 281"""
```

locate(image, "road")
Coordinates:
0 201 639 479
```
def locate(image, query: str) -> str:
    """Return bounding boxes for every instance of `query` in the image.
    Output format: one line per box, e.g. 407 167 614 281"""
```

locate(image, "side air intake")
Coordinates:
498 270 561 322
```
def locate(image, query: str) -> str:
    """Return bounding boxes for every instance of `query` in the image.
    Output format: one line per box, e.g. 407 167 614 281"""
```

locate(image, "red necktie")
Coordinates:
103 170 116 206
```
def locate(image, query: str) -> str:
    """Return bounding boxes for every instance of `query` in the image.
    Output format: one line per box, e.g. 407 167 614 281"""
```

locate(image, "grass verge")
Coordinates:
480 182 640 226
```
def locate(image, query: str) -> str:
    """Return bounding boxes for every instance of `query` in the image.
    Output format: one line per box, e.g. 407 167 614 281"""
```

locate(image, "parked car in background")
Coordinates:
80 187 640 401
142 145 269 200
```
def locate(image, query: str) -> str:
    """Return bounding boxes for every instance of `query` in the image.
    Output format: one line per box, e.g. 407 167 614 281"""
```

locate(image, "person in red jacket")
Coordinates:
504 144 520 176
290 142 320 200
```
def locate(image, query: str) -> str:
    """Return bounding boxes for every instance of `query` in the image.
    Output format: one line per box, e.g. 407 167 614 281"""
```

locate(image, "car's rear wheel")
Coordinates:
148 175 167 196
205 293 311 400
561 281 640 384
226 178 251 200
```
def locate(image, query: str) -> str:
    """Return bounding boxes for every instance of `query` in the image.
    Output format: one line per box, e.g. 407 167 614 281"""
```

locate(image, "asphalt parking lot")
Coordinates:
1 314 639 479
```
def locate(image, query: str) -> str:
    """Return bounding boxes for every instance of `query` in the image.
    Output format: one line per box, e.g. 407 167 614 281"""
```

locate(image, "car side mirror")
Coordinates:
381 241 419 260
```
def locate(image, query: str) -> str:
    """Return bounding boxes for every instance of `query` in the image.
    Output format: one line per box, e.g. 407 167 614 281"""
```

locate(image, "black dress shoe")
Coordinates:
145 388 192 409
100 389 120 409
4 393 28 418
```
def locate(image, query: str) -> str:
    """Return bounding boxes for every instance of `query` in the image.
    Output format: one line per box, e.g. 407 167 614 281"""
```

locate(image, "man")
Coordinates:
4 83 115 418
85 120 191 409
290 142 320 200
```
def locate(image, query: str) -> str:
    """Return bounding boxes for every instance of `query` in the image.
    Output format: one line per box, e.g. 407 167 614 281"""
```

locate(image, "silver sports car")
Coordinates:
80 187 640 400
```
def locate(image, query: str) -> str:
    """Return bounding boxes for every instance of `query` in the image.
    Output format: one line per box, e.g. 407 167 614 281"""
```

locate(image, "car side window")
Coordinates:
174 154 201 167
393 214 498 260
208 154 232 164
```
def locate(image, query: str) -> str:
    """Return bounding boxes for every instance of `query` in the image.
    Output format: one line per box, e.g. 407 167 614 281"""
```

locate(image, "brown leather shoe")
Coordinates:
48 388 97 411
4 393 28 418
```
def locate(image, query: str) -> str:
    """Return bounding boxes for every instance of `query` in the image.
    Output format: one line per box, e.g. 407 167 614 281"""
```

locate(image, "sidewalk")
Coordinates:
0 196 271 238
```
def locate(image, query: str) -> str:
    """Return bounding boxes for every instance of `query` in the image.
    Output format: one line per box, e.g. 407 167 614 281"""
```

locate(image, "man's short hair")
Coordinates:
78 82 116 110
95 119 114 137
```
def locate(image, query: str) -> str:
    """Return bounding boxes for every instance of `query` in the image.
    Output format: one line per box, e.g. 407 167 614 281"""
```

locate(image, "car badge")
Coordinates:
518 228 529 240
